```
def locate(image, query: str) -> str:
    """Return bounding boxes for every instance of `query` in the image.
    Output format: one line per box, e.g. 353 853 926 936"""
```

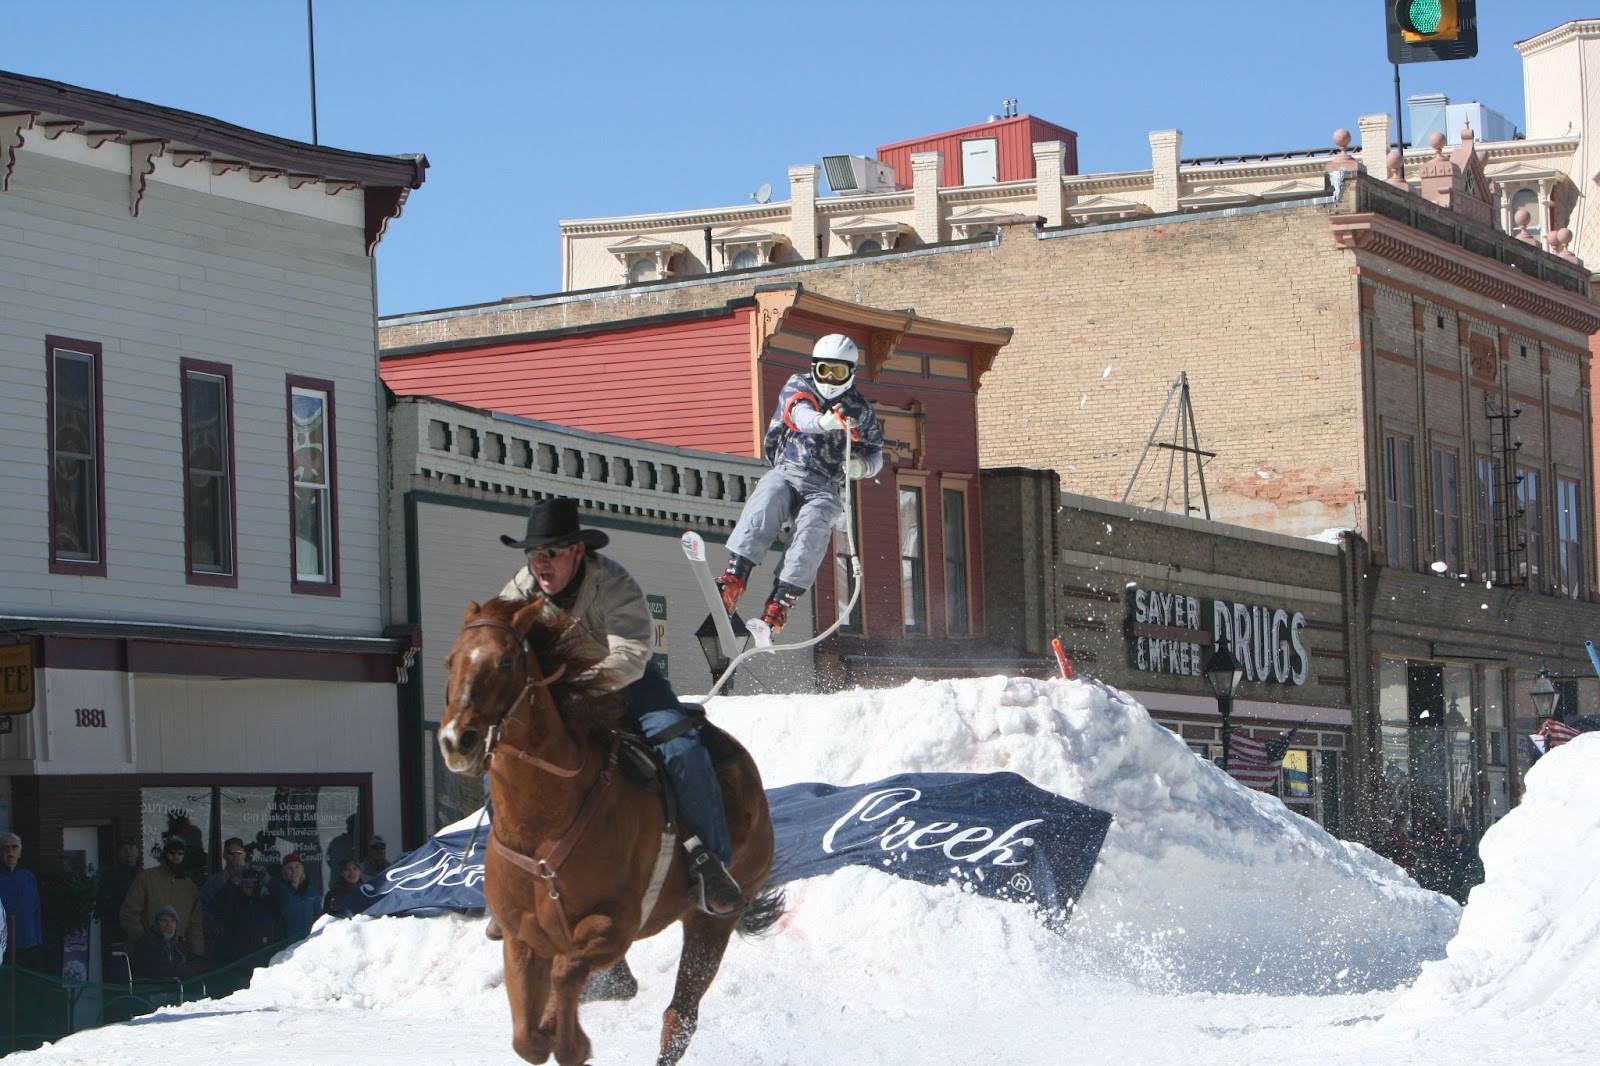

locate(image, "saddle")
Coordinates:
615 701 742 794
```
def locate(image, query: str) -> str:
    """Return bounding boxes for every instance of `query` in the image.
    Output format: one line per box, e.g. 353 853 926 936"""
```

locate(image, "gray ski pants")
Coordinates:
726 464 843 592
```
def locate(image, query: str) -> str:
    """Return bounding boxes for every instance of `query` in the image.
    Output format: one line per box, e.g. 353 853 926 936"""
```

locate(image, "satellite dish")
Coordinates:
751 182 772 204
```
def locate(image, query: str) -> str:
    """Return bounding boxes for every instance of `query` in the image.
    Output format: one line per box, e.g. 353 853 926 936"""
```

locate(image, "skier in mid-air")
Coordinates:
715 333 885 634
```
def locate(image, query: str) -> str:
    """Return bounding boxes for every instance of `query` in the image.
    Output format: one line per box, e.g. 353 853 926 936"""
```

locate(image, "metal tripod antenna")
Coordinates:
1123 371 1215 519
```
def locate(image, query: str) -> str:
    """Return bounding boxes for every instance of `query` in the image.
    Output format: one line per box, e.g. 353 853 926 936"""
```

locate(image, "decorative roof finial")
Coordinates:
1429 131 1447 157
1386 148 1410 190
1513 207 1539 245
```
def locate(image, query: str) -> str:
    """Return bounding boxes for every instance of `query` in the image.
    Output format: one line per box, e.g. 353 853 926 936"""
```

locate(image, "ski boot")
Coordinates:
715 555 753 616
759 582 804 635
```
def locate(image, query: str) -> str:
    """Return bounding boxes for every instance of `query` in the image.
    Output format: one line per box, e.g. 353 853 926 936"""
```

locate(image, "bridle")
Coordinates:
461 616 580 777
458 611 621 945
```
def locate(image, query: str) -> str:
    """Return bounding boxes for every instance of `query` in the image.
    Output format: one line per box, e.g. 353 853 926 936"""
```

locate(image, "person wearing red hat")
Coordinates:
271 854 320 943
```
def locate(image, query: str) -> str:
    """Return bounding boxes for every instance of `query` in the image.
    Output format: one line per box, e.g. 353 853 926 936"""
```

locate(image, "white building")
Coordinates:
0 68 426 960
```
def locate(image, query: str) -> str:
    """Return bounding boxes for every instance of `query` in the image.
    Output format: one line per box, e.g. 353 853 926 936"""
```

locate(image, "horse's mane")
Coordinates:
478 594 629 731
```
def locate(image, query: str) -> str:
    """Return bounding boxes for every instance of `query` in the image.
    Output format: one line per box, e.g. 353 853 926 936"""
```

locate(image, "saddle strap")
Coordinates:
488 731 622 946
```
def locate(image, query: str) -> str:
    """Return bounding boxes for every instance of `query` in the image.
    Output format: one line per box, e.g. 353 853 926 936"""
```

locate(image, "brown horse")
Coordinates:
438 594 780 1066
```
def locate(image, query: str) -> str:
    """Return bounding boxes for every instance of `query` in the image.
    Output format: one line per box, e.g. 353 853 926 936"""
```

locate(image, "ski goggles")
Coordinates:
526 540 579 560
812 359 854 383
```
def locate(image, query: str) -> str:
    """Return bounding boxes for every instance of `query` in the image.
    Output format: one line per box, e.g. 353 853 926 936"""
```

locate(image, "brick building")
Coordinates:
382 139 1600 840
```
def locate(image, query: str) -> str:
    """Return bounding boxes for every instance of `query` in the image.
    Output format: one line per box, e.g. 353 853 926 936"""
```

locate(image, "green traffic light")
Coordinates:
1405 0 1444 34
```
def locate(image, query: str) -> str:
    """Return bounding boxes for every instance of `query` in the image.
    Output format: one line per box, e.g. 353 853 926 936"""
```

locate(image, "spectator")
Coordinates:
361 836 391 879
120 836 206 958
1441 826 1486 906
215 865 279 963
97 835 144 927
0 832 43 967
164 814 208 883
273 854 320 943
129 905 203 982
201 838 261 944
1 893 8 962
1377 814 1413 873
323 858 366 914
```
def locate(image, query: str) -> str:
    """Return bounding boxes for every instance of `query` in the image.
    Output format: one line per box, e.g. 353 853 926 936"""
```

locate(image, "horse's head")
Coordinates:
437 597 550 775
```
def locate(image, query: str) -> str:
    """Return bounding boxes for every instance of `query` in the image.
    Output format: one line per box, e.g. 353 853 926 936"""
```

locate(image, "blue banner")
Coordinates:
334 772 1112 927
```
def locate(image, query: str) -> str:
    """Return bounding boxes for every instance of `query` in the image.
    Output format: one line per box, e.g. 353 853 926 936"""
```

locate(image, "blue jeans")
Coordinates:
626 666 732 865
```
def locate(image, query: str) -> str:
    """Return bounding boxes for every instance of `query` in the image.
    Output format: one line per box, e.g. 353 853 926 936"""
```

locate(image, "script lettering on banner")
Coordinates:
821 786 1044 869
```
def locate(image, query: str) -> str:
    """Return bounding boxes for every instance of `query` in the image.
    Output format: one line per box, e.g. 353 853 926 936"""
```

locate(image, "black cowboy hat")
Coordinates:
499 497 609 551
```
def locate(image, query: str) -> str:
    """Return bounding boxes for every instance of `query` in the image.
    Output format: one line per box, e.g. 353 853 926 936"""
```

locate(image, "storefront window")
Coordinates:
1483 667 1508 826
1444 666 1477 832
216 785 360 893
140 787 213 874
140 782 363 892
1378 658 1410 816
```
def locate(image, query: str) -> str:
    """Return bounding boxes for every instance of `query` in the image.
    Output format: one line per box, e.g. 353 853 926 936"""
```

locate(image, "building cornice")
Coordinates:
1331 213 1600 334
560 202 790 234
1516 20 1600 56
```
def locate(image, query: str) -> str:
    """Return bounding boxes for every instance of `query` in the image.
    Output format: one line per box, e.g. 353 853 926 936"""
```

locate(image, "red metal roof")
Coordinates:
381 310 758 456
876 114 1078 187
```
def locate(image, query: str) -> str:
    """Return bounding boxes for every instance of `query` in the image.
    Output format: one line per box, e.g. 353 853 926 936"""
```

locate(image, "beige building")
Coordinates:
555 20 1600 293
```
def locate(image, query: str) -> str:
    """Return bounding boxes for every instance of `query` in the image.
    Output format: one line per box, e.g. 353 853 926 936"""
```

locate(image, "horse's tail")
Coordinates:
736 883 785 938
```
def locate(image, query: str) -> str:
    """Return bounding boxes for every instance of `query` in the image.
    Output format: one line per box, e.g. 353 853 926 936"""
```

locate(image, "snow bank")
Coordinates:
727 674 1457 993
1385 732 1600 1025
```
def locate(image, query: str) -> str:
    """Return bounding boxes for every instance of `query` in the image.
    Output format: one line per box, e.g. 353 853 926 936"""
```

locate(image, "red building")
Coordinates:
876 114 1079 188
380 283 1015 685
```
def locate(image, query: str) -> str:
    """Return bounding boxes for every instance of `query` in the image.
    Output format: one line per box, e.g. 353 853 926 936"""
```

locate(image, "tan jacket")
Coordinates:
500 550 653 692
120 865 205 956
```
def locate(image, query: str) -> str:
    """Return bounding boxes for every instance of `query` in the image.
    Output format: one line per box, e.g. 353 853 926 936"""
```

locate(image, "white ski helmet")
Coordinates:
811 333 859 400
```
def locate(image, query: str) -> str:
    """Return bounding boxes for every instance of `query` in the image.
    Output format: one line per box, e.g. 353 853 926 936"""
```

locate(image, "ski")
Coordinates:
747 618 773 648
681 531 744 660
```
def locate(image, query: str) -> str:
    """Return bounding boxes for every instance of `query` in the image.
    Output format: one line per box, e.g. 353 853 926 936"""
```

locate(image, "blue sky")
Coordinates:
2 1 1590 315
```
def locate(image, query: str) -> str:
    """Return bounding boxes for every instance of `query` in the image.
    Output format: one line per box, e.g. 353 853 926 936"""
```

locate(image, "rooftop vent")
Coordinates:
821 154 898 195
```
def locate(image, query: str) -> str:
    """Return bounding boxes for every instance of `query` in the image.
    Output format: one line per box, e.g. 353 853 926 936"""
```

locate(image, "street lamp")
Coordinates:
1530 665 1559 721
1206 642 1245 768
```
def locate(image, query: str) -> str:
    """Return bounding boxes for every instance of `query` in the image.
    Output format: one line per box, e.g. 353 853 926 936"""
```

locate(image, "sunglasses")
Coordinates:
813 359 853 383
527 541 578 560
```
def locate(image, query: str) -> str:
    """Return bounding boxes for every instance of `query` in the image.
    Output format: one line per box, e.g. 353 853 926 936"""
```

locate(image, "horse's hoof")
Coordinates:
579 959 639 1002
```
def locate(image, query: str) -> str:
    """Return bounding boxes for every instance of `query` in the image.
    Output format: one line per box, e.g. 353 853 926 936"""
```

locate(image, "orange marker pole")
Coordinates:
1052 638 1074 680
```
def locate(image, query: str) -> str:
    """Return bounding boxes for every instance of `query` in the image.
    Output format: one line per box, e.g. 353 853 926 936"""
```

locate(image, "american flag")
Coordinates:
1538 717 1583 748
1226 728 1298 791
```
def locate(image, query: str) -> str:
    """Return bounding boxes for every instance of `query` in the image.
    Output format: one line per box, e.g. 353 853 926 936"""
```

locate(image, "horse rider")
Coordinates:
495 496 746 919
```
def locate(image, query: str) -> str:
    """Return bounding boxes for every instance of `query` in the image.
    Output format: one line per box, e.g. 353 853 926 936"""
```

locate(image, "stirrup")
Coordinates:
684 839 746 917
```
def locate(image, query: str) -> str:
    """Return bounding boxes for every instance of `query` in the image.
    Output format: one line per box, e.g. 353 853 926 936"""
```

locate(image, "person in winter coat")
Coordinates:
120 836 206 957
716 333 884 634
497 496 745 917
0 832 43 964
323 858 366 914
1377 814 1413 873
1441 826 1486 905
216 865 279 962
129 905 203 982
271 854 321 943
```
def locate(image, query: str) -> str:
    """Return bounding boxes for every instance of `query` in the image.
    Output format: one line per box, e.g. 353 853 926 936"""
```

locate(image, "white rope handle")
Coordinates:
705 425 862 696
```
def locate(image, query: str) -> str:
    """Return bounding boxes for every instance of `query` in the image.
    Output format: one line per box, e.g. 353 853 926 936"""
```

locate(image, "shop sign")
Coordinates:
1 644 35 715
648 594 668 675
1127 587 1309 686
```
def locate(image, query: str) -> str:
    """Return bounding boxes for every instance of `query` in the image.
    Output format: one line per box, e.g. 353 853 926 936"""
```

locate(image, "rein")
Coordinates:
461 612 618 945
490 730 623 945
462 617 581 777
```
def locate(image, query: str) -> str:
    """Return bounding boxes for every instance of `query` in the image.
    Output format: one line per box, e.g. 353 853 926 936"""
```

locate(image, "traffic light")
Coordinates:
1386 0 1478 64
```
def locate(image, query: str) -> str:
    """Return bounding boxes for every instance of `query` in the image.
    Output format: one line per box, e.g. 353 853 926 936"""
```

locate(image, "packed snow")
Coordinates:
15 675 1600 1064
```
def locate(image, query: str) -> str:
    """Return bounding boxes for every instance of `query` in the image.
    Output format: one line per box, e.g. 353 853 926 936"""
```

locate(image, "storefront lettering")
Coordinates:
1128 587 1308 686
